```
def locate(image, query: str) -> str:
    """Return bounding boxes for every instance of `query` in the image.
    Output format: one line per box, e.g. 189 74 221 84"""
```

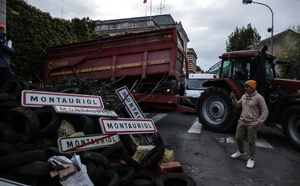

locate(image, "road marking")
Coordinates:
145 113 168 123
218 136 273 149
188 118 202 134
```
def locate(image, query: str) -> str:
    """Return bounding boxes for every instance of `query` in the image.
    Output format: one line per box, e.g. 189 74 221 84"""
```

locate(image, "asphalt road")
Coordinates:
146 110 300 186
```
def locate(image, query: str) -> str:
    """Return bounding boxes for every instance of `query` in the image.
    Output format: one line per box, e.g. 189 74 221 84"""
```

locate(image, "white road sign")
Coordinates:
57 134 120 153
21 90 104 108
99 118 157 134
115 86 146 119
54 106 118 117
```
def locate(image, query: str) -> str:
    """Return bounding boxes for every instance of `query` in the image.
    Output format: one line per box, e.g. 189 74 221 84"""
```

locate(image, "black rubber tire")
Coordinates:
0 142 19 157
283 106 300 150
33 106 61 138
100 141 124 158
140 145 165 170
65 115 95 134
5 107 40 142
0 93 20 110
86 161 97 178
111 166 136 186
95 169 120 186
197 87 239 133
151 132 164 147
91 165 105 184
0 122 20 144
18 80 30 90
10 81 22 100
116 151 141 170
155 173 196 186
60 88 80 94
119 135 136 156
9 161 52 177
80 151 110 169
0 150 47 172
131 170 158 186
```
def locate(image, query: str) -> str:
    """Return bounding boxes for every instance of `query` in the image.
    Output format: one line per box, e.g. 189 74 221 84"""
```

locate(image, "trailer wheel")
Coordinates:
197 87 239 133
283 106 300 150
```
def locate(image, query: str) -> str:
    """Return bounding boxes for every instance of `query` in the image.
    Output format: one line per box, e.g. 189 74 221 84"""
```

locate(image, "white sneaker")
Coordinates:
246 159 255 168
231 151 246 159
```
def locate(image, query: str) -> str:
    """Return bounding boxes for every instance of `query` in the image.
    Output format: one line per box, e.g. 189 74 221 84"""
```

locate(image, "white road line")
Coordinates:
256 138 274 149
188 118 202 134
218 136 273 149
147 113 168 123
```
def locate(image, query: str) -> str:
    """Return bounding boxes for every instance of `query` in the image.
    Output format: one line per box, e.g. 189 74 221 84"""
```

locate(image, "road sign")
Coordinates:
0 178 28 186
57 134 120 153
115 86 154 144
115 86 146 119
21 90 104 108
54 106 118 118
99 118 157 134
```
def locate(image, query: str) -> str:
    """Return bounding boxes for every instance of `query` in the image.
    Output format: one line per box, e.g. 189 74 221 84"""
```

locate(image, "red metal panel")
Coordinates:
44 27 184 84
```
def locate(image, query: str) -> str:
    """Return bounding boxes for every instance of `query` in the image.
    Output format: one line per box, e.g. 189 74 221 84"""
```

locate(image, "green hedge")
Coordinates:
7 0 97 83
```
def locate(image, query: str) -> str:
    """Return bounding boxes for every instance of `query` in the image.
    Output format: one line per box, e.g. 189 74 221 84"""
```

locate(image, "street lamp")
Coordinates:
242 0 274 54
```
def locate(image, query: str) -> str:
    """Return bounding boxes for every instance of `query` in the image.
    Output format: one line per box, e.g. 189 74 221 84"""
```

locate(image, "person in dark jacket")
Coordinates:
0 24 15 94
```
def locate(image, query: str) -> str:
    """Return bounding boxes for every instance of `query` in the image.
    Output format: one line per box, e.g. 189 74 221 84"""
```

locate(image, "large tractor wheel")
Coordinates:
197 87 239 133
283 106 300 150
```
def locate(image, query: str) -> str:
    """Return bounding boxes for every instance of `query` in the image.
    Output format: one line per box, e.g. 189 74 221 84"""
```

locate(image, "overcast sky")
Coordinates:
25 0 300 71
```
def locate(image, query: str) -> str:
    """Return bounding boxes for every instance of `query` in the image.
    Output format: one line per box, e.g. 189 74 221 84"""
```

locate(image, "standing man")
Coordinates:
230 80 269 168
0 24 15 94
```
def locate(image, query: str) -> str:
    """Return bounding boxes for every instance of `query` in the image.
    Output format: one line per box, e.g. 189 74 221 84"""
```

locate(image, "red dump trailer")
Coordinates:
44 27 195 113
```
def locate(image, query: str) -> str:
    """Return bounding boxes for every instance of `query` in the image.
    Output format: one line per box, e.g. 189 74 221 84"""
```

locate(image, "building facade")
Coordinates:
94 14 196 75
187 48 197 74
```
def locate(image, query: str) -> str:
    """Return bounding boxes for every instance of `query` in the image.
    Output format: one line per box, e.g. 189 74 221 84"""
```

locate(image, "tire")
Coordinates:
119 135 136 156
64 115 94 135
111 166 136 186
140 145 165 170
116 152 141 170
9 161 52 177
0 150 47 172
151 132 164 147
131 170 158 186
0 93 20 110
10 81 22 100
80 151 110 169
33 106 61 138
197 87 239 133
60 88 80 94
100 141 124 158
91 165 105 184
283 106 300 150
5 107 40 142
155 173 196 186
18 80 30 90
95 169 120 186
0 122 20 144
0 142 19 157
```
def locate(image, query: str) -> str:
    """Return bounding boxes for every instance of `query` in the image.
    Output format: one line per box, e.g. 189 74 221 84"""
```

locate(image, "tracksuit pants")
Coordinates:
235 119 259 160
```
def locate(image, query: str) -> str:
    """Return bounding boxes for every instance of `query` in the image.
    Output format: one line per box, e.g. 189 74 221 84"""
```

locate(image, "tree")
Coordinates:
6 0 96 83
276 25 300 79
225 24 261 52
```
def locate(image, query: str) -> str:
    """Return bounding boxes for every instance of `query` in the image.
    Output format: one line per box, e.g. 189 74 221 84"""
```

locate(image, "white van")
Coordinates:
184 73 217 98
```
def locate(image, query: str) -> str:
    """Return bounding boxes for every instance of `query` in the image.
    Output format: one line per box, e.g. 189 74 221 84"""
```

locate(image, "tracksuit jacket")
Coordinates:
232 90 269 125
